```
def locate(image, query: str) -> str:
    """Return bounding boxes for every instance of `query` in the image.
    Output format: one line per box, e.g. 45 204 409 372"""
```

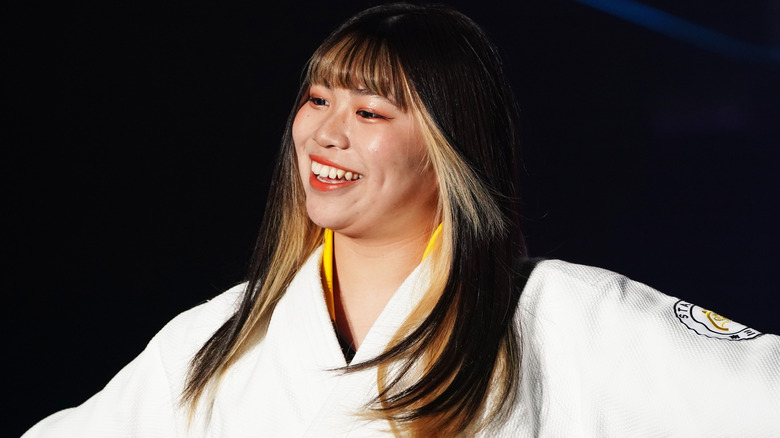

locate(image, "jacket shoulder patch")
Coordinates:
674 300 761 340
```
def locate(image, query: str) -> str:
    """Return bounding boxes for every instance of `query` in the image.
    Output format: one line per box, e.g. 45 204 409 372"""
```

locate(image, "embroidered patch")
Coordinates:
674 300 761 340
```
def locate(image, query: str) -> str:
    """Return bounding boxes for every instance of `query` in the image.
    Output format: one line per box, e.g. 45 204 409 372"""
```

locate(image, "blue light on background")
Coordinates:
573 0 780 64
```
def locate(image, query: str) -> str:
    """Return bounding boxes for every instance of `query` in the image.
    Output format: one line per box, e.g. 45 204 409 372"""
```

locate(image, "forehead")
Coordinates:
306 33 410 110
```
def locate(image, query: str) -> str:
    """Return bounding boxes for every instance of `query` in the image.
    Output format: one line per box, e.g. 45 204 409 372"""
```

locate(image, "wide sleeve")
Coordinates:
22 284 244 438
22 335 180 438
507 260 780 437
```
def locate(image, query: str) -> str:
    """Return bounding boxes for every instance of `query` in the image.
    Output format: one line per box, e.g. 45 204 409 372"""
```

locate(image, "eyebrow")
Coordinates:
319 82 380 97
316 82 397 106
350 88 378 97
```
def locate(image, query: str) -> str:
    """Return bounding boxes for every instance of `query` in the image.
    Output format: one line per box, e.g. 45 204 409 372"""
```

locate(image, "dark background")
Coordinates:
7 0 779 435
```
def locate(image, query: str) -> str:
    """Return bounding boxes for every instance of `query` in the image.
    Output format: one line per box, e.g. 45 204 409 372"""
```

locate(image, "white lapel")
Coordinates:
211 247 431 437
294 246 431 436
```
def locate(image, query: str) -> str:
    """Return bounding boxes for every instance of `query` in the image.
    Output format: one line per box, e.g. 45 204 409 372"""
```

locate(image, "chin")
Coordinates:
305 206 351 232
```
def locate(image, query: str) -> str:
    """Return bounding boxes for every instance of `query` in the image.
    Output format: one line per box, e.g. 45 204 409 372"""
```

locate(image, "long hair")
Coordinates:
183 3 527 436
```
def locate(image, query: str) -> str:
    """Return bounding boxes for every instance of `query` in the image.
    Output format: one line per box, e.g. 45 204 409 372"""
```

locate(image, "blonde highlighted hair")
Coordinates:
183 3 528 436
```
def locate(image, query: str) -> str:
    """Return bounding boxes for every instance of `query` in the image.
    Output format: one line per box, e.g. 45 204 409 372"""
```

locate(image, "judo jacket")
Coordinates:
23 247 780 437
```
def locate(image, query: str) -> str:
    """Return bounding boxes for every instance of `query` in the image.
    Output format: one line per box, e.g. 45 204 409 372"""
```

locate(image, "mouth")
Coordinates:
308 157 363 192
311 160 363 183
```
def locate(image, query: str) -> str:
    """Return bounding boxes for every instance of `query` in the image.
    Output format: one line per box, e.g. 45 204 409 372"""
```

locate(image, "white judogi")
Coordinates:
23 248 780 437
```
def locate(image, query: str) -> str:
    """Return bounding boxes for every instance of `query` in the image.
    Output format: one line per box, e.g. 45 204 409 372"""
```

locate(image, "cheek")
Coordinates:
398 131 429 171
291 111 308 149
371 129 427 168
292 111 310 176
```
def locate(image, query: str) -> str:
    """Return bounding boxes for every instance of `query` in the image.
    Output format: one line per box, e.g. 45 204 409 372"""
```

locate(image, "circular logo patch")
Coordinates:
674 300 761 341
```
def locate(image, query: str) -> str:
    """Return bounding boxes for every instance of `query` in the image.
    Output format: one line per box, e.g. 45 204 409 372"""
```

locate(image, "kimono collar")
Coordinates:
321 224 442 321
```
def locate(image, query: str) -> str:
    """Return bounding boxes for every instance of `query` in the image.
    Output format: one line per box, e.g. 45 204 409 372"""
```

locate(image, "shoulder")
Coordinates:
524 258 641 295
519 259 669 322
518 259 775 345
151 282 245 359
112 282 247 396
517 258 780 390
511 259 780 435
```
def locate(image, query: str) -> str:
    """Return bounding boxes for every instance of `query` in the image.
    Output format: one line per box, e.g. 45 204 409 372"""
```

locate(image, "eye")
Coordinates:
356 110 389 120
307 96 328 106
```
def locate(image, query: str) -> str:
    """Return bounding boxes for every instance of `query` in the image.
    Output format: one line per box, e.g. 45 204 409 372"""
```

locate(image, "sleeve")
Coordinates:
514 260 780 437
22 336 181 438
21 284 244 438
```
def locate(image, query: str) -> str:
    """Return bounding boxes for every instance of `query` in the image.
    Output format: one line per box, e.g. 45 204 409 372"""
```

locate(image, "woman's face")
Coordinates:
293 83 438 241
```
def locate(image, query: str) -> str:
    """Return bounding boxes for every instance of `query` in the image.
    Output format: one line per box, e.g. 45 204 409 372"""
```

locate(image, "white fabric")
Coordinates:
23 249 780 437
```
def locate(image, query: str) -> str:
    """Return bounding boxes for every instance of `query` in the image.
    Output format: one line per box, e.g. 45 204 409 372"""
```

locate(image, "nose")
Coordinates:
313 108 350 150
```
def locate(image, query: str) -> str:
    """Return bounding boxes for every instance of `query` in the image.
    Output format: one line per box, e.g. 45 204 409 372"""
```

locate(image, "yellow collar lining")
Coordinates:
322 224 442 321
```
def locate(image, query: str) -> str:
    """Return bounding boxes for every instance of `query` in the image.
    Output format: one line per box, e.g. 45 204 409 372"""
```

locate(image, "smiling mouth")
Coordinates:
311 161 363 183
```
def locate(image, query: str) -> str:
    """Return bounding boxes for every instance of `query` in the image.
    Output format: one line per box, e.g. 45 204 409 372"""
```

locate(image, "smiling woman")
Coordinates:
293 85 438 241
22 2 780 438
293 83 440 351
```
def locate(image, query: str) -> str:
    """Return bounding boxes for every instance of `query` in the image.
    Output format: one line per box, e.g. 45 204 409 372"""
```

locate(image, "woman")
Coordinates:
24 3 779 437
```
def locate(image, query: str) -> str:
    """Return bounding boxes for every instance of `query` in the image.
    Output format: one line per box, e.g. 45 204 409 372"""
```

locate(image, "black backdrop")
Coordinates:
7 1 779 435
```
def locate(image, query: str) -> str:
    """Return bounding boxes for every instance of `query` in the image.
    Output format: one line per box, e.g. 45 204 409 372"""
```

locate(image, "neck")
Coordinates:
331 226 434 350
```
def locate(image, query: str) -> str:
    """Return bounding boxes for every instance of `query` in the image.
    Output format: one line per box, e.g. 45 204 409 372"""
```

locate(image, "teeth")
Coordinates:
310 161 362 181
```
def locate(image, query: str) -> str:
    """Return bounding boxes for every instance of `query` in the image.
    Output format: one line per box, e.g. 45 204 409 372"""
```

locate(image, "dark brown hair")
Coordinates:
183 3 527 435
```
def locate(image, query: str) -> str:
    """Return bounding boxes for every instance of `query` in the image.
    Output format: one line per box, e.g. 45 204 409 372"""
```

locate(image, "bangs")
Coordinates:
307 32 410 110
